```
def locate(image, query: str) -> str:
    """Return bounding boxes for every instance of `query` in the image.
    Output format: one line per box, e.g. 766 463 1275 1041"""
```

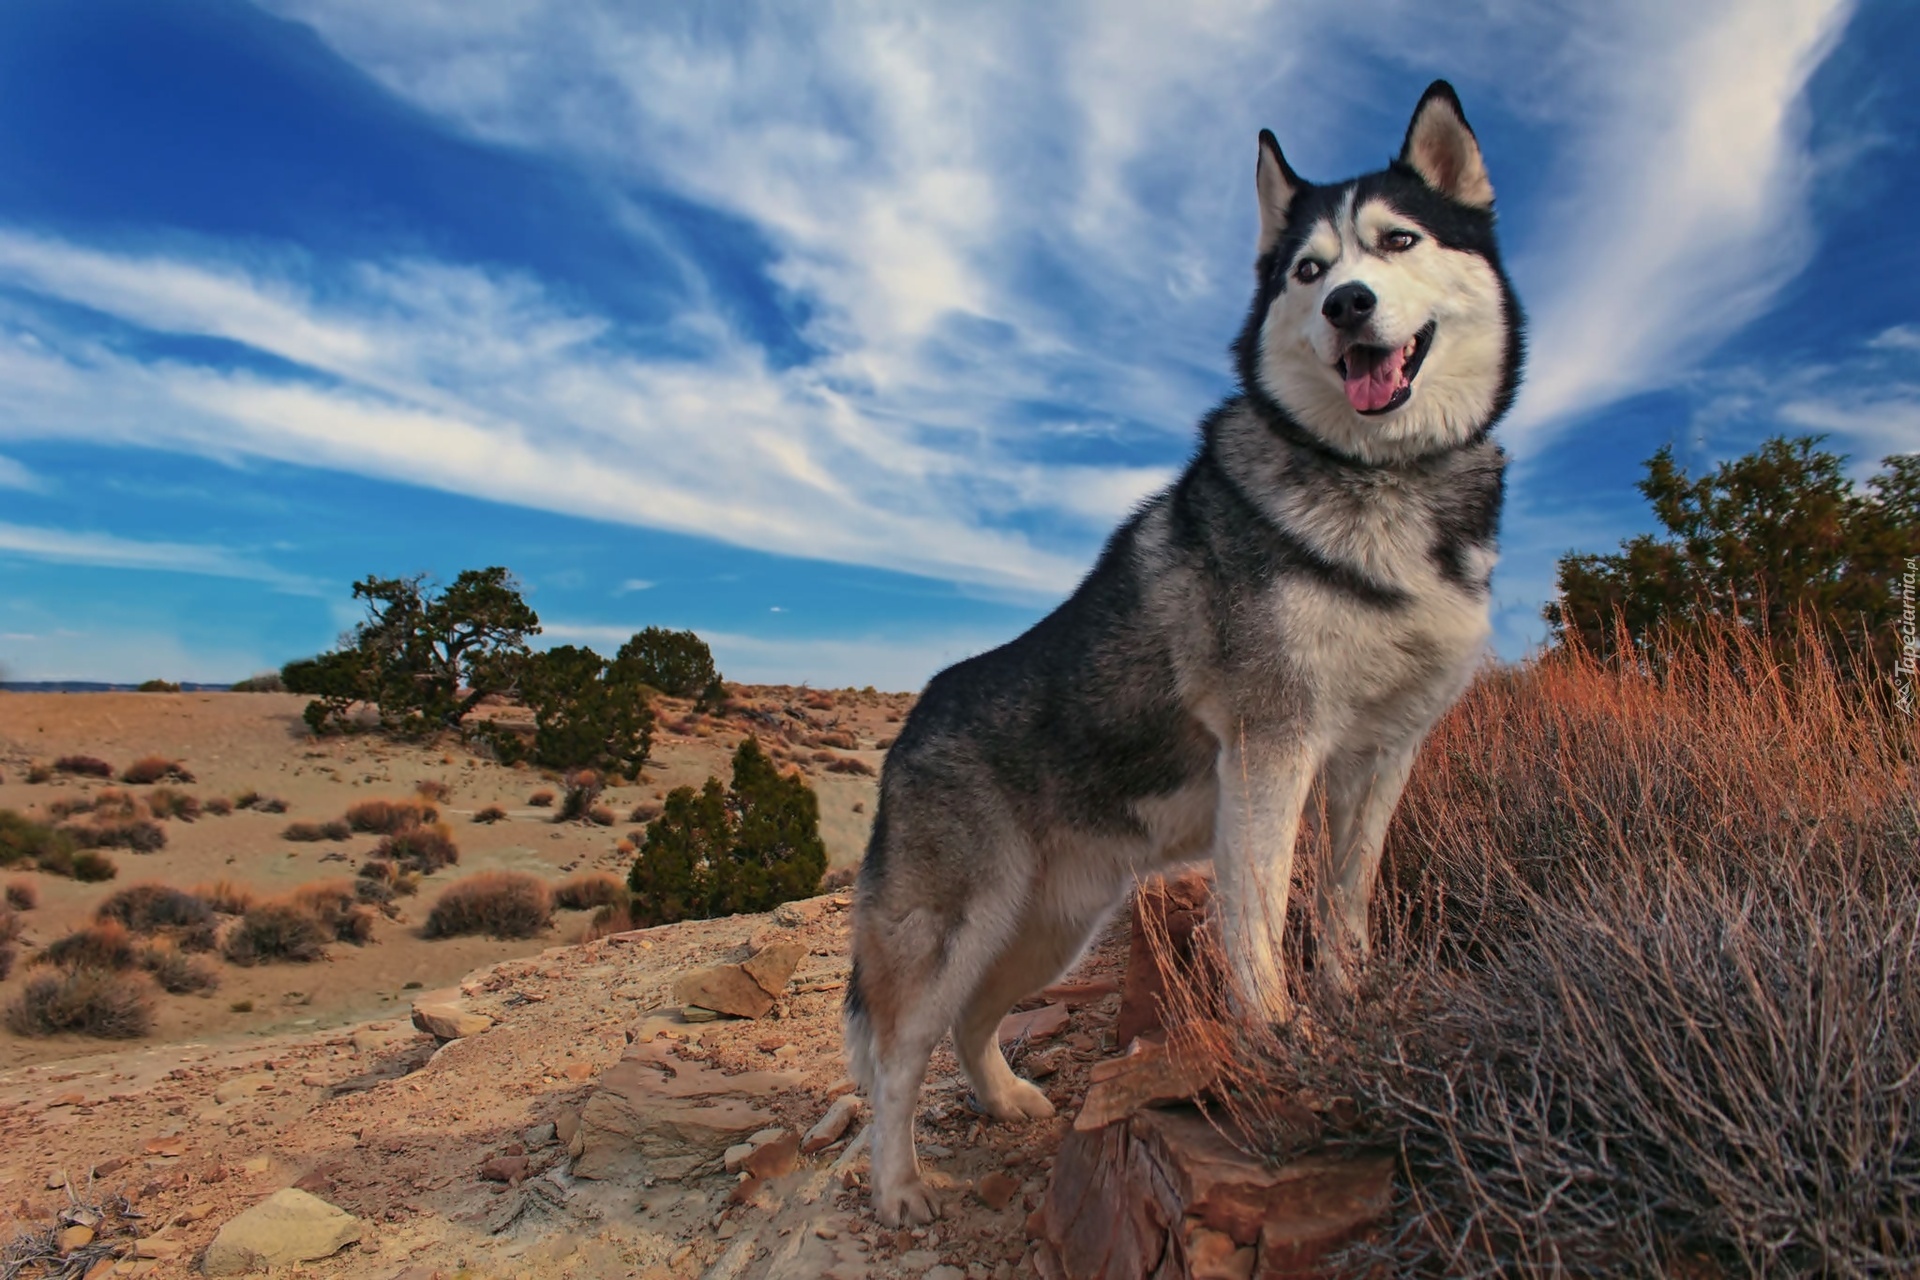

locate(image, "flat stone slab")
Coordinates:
573 1036 802 1181
202 1188 361 1276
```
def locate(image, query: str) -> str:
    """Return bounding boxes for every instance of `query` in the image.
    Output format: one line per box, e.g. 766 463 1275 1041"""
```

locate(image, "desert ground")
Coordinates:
0 687 908 1070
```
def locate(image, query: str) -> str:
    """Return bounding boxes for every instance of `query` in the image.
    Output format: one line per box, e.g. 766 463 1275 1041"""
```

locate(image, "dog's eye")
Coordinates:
1382 230 1419 252
1293 260 1324 284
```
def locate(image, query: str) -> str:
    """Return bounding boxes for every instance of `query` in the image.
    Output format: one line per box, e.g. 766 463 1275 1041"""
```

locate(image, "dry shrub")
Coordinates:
558 770 604 822
473 805 508 824
582 901 634 942
527 789 555 808
224 903 330 965
46 796 97 819
96 884 212 933
139 941 219 994
122 757 193 785
825 756 876 776
289 881 376 944
628 801 662 824
586 804 616 827
0 943 12 980
5 879 35 910
53 755 114 779
6 968 154 1038
820 865 858 892
25 763 52 784
375 823 459 874
614 837 636 857
284 819 352 843
65 819 166 853
40 921 138 971
345 797 436 834
1166 620 1920 1278
415 779 453 803
0 908 20 947
144 788 200 821
424 872 552 939
203 796 233 817
552 872 624 911
195 880 254 915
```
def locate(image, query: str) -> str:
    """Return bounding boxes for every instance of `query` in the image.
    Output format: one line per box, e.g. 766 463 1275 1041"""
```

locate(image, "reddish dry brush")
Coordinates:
120 756 194 785
1152 620 1920 1279
425 872 552 939
345 797 437 834
6 967 155 1038
552 872 624 911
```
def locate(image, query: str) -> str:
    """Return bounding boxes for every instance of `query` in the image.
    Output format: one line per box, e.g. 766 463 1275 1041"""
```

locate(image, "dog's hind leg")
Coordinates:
950 896 1116 1121
852 890 1027 1227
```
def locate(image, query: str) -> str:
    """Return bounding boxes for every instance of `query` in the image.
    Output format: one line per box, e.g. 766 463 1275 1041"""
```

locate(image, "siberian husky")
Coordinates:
847 81 1523 1226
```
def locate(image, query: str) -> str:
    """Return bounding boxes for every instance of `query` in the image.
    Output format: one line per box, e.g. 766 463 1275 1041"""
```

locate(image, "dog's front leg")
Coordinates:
1212 734 1318 1024
1314 741 1419 993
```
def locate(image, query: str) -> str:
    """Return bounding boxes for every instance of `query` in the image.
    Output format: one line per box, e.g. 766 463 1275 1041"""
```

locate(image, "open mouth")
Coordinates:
1335 321 1437 415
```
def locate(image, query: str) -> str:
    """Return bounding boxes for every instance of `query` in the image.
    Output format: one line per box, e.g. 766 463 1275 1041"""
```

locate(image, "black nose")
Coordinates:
1321 282 1377 331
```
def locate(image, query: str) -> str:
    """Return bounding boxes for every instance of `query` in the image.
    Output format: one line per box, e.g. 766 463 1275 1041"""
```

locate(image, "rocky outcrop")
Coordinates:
673 939 809 1019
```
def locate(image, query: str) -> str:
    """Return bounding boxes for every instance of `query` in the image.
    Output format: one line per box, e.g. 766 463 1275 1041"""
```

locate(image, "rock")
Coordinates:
572 1037 802 1181
57 1224 93 1252
673 965 775 1019
135 1235 186 1260
773 897 829 927
723 1142 756 1174
202 1188 363 1276
563 1062 595 1081
1035 1106 1392 1279
48 1092 85 1108
1115 871 1221 1048
176 1203 215 1225
1186 1225 1254 1280
351 1026 412 1055
741 939 807 996
481 1156 529 1184
410 1000 493 1041
523 1122 557 1148
801 1093 862 1154
142 1136 188 1158
681 1005 724 1023
974 1171 1020 1211
997 1003 1071 1047
925 1267 966 1280
1073 1024 1233 1132
91 1156 128 1178
214 1074 274 1105
744 1132 800 1179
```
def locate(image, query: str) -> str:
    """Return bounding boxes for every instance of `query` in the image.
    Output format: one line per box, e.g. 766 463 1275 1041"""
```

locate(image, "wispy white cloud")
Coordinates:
0 521 319 592
0 454 38 491
614 579 655 595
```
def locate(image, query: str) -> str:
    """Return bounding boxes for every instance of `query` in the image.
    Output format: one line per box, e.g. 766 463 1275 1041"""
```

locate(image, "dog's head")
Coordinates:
1237 82 1523 464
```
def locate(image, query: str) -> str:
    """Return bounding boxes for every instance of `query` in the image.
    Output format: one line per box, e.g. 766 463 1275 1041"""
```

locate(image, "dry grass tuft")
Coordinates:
424 872 552 939
282 820 350 842
1154 620 1920 1278
414 779 453 803
472 805 508 824
139 940 220 994
120 756 194 785
39 921 138 972
288 880 377 944
63 818 166 854
53 755 114 779
582 901 634 942
4 879 35 911
825 755 876 776
194 879 254 915
6 967 154 1038
203 795 234 817
143 788 201 821
527 789 555 808
628 801 662 824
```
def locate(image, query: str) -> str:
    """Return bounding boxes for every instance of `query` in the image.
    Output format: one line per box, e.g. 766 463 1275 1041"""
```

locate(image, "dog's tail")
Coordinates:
842 956 878 1093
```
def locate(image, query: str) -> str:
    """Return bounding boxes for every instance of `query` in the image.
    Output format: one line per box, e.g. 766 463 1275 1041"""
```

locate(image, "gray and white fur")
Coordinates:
845 81 1523 1227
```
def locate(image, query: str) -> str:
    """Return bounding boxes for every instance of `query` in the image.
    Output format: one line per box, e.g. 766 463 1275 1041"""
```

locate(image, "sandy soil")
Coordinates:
0 688 909 1070
0 893 1126 1280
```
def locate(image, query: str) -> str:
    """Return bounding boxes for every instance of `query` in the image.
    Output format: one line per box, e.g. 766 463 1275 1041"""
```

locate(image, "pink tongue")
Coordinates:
1344 345 1406 412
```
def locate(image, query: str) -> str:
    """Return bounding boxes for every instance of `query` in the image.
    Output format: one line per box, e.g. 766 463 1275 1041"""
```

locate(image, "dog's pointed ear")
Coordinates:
1400 81 1494 209
1256 129 1302 258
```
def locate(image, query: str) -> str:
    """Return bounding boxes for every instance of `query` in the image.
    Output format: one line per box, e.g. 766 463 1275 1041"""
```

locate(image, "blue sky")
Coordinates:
0 0 1914 689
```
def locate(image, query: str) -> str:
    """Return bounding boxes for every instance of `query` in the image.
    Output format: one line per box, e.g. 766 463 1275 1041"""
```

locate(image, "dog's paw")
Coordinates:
872 1176 939 1227
968 1077 1057 1122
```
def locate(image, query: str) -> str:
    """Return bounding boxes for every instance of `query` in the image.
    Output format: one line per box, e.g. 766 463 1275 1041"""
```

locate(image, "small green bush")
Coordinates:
626 738 826 927
425 872 552 939
615 627 725 706
135 679 181 693
6 968 154 1038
